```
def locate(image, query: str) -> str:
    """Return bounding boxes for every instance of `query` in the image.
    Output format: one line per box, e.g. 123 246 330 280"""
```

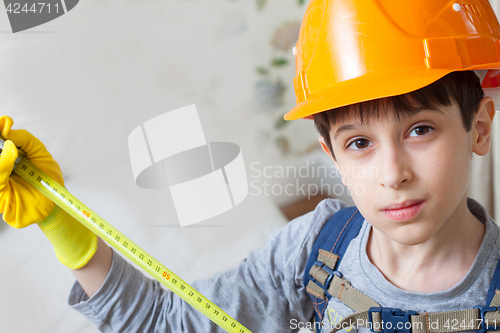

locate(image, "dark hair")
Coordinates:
313 71 485 159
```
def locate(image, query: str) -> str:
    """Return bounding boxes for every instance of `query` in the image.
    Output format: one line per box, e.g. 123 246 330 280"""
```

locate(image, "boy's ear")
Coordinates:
472 96 496 156
318 136 333 159
318 136 347 185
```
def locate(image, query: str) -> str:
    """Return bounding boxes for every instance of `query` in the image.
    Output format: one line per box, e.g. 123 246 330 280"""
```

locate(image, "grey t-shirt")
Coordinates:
68 198 500 333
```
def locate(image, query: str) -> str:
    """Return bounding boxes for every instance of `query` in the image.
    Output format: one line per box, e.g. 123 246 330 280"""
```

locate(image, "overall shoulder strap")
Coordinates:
304 206 366 323
487 258 500 306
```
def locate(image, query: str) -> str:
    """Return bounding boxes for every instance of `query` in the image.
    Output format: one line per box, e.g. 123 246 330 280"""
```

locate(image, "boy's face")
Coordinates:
319 98 494 246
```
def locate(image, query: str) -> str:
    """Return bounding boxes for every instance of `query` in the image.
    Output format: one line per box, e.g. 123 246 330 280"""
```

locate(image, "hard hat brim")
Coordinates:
284 64 500 121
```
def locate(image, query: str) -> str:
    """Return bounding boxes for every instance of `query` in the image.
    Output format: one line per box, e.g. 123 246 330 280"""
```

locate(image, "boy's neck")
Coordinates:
366 196 486 293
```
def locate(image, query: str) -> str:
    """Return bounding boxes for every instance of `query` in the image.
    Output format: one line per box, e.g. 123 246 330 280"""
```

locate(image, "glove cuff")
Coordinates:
37 205 98 270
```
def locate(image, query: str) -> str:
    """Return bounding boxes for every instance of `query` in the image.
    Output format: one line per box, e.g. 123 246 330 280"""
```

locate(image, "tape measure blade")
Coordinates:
12 157 251 333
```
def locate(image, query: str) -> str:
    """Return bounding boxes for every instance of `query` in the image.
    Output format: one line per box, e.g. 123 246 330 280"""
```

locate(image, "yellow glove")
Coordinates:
0 116 97 269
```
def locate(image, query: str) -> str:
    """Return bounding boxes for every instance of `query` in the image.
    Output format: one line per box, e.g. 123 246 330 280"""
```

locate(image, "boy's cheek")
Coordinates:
343 178 373 209
341 175 348 186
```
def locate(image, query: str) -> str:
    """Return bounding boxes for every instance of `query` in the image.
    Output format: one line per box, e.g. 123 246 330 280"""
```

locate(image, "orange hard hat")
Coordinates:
284 0 500 120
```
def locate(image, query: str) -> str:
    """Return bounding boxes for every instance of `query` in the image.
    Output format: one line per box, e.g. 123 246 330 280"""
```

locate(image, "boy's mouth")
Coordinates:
381 200 425 221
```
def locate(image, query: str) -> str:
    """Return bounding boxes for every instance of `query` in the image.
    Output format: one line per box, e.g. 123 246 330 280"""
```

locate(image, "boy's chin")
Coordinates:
374 224 438 247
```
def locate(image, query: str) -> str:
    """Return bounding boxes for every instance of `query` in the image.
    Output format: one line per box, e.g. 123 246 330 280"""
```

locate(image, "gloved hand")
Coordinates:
0 116 97 269
0 116 65 227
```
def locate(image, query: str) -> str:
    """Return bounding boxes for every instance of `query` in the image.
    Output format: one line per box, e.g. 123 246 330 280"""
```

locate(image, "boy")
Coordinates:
2 0 500 332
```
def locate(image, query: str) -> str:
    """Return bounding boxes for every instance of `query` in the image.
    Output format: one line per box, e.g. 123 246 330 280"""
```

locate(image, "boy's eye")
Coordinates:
408 125 433 137
346 138 372 150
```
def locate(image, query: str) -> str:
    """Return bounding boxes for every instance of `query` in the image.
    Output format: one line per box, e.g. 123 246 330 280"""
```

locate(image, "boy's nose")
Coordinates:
377 148 412 189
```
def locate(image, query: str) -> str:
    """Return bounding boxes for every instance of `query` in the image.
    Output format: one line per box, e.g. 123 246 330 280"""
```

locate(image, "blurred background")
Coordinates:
0 1 499 332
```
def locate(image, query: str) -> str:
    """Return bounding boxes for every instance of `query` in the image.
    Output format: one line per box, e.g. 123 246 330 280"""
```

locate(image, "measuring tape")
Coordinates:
1 138 252 333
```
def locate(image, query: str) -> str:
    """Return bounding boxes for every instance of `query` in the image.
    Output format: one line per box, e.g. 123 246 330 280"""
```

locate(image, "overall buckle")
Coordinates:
474 305 500 333
368 307 418 333
310 260 342 297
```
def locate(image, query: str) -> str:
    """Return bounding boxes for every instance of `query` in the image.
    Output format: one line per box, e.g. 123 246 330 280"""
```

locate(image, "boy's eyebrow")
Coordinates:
333 108 445 140
334 124 361 140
